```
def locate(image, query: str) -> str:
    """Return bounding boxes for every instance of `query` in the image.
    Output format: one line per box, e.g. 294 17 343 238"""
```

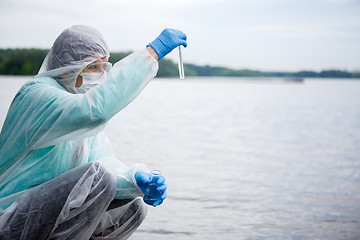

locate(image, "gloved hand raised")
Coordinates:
147 28 187 61
134 171 167 207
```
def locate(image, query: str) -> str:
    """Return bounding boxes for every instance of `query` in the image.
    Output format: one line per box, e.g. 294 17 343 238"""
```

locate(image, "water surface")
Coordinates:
1 76 359 239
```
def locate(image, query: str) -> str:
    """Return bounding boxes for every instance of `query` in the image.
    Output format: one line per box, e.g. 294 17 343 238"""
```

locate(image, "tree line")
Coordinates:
1 48 359 78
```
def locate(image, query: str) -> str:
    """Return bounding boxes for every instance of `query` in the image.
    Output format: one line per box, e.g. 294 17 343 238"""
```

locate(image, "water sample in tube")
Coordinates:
178 46 185 79
143 170 162 202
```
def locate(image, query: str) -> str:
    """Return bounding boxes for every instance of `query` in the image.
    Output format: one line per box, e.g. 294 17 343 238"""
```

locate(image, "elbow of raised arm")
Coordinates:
93 115 108 126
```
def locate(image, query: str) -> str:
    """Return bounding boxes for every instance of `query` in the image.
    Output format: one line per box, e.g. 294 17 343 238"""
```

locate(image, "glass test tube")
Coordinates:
143 170 162 202
178 46 185 79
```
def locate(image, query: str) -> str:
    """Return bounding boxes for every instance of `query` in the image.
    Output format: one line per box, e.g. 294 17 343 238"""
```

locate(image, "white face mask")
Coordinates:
77 71 107 93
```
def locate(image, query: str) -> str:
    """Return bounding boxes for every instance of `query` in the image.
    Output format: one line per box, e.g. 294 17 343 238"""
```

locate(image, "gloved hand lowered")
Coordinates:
134 171 167 207
147 28 187 60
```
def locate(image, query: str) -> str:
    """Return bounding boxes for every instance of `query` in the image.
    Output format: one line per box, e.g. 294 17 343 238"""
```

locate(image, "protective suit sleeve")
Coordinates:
88 132 148 199
26 49 158 149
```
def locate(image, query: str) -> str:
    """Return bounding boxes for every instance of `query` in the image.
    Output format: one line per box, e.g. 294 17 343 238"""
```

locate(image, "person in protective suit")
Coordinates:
0 25 187 240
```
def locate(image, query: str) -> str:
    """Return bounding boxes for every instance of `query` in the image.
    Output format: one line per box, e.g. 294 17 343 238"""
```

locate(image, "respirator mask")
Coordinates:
77 61 112 93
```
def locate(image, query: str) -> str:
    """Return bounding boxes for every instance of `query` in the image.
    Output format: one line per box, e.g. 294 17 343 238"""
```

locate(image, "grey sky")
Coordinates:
0 0 359 71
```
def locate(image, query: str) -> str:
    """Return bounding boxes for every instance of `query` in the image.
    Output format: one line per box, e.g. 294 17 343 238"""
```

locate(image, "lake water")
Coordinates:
0 76 360 240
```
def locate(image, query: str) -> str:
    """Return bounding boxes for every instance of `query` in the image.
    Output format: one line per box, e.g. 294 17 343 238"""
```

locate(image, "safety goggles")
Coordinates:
83 61 112 73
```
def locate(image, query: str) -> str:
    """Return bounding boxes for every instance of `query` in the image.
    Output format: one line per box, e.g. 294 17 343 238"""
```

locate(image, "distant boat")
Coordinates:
284 77 304 82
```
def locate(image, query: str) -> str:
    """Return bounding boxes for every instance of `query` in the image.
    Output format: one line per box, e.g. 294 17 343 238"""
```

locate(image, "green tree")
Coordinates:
0 48 359 79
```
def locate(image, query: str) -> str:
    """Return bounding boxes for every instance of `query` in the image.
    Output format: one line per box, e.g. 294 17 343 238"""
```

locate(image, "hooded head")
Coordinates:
36 25 110 93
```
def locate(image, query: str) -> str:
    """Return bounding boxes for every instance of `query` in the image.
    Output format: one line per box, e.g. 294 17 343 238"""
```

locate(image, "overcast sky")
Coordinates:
0 0 359 71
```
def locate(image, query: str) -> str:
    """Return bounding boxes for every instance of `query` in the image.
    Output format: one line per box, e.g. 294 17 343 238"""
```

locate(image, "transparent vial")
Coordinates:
143 170 162 202
178 46 185 79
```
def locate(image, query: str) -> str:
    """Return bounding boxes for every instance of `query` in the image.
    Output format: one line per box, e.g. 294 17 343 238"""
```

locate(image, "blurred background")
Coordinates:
0 0 360 72
0 0 360 239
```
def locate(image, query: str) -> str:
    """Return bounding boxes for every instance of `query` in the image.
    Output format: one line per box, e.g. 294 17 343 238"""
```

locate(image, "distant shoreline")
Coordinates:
2 75 360 83
1 48 359 78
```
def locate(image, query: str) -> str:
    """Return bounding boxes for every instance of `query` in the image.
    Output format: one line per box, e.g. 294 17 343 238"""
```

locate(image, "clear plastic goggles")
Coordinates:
83 62 112 73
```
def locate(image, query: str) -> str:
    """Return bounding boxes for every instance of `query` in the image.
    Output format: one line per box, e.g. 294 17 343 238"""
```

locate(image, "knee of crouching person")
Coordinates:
132 197 148 222
90 161 117 197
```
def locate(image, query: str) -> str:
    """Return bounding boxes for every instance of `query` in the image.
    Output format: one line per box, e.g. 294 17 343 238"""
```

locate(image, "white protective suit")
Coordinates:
0 25 158 239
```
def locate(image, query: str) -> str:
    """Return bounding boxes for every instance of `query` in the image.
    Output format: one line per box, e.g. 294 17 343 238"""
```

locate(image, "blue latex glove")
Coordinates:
134 171 167 207
147 28 187 60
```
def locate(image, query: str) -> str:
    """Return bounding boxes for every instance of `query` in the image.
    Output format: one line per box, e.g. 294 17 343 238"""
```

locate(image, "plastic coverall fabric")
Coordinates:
0 25 158 239
0 162 147 240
